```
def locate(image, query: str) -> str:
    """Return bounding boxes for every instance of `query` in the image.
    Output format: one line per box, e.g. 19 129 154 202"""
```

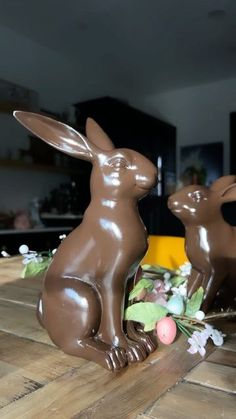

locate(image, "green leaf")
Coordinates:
21 258 51 278
128 278 154 300
185 287 204 317
124 302 169 331
170 275 186 287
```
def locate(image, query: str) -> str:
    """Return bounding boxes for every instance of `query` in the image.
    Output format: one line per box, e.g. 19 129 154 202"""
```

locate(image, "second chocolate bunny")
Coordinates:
168 175 236 312
14 111 158 371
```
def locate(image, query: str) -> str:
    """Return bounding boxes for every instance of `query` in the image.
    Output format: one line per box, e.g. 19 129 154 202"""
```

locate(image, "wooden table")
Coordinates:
0 257 235 418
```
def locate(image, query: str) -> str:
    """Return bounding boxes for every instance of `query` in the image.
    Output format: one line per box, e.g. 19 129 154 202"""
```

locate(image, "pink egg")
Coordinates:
156 317 177 345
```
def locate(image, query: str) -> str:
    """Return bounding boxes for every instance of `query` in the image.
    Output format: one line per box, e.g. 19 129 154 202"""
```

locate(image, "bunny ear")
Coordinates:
210 175 236 192
221 183 236 202
13 111 94 161
85 118 115 151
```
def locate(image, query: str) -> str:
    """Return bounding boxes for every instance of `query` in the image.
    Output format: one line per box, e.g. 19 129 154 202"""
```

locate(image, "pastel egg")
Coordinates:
156 317 177 345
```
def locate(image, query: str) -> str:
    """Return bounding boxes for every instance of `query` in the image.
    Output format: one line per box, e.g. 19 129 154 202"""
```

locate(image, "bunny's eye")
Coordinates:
188 191 205 203
108 157 128 169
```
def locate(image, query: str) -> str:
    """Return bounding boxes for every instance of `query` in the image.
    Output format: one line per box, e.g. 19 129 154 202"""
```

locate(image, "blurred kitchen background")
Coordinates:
0 0 236 253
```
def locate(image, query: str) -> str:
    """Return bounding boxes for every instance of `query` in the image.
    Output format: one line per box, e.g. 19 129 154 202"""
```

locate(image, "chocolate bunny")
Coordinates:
14 111 158 371
168 175 236 312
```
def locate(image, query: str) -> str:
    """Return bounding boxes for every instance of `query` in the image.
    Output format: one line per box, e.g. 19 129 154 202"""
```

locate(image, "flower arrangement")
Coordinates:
2 243 234 357
124 263 227 356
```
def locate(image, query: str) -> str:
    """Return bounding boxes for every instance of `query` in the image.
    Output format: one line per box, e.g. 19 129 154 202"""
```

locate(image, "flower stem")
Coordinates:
205 311 236 320
175 319 192 337
173 314 206 326
178 320 202 331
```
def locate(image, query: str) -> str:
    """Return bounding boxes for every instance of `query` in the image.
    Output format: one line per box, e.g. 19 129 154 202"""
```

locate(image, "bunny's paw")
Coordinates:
126 321 157 354
124 339 148 363
104 346 128 371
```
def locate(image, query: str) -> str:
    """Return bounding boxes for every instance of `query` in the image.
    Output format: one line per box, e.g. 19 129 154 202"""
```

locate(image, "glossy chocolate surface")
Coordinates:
14 111 158 371
168 175 236 312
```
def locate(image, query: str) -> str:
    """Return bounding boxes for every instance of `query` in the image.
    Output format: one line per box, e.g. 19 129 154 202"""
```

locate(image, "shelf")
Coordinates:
0 159 83 176
40 213 83 219
0 226 73 235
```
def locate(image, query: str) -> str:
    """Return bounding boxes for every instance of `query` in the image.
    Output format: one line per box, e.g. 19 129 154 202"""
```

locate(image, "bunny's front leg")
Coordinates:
187 268 204 297
97 277 148 363
188 267 216 312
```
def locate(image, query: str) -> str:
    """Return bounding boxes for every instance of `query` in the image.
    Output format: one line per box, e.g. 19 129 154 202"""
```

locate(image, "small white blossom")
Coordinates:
19 244 29 255
195 310 205 321
22 251 41 265
163 272 171 280
187 330 207 357
1 250 10 258
164 278 171 292
171 281 187 298
52 248 57 255
59 234 67 240
179 262 192 277
204 324 225 346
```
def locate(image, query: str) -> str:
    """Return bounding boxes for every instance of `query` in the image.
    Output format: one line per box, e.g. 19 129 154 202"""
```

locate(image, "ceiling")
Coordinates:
0 0 236 99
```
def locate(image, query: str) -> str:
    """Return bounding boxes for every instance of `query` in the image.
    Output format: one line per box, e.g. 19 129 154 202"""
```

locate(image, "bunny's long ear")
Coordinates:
85 118 115 151
220 183 236 202
210 175 236 192
14 111 94 161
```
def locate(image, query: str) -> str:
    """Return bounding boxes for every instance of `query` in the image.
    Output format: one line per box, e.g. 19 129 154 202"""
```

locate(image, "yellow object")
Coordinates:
142 235 188 270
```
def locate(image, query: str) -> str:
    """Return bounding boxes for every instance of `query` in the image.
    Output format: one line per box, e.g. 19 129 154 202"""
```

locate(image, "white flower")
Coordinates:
22 251 42 265
163 272 171 280
59 234 66 240
195 310 205 321
179 262 192 277
19 244 29 255
187 330 207 357
204 324 225 346
1 250 10 258
171 281 187 298
52 248 57 255
164 278 171 292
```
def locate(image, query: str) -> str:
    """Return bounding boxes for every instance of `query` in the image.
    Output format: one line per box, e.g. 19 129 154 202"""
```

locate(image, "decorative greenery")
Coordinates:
125 302 168 331
185 287 204 318
128 278 154 300
124 263 229 356
21 255 52 278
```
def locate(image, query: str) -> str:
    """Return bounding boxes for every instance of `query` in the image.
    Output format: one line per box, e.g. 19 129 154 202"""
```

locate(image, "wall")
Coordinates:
0 25 81 212
133 77 236 178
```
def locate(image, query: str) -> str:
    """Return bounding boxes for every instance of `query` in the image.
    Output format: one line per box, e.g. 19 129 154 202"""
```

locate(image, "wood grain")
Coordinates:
74 339 213 419
0 257 24 283
0 332 86 383
185 361 236 393
207 348 236 367
222 335 236 352
0 337 210 419
0 299 51 345
145 382 236 419
0 282 39 306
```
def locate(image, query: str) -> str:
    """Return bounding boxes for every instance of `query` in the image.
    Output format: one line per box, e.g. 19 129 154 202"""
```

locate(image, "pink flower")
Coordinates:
153 279 166 293
145 289 167 306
